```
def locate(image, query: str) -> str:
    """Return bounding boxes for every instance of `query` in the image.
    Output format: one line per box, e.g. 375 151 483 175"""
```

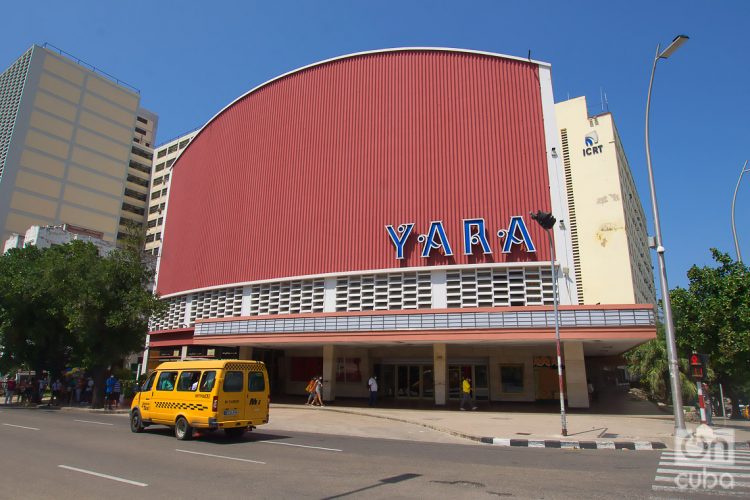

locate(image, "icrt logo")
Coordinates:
583 131 603 156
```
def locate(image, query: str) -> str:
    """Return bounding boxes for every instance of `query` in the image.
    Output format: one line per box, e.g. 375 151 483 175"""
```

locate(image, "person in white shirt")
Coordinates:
368 376 378 407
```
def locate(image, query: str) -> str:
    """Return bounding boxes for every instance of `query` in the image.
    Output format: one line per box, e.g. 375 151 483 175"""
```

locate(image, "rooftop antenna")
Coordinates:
600 87 609 112
527 50 532 62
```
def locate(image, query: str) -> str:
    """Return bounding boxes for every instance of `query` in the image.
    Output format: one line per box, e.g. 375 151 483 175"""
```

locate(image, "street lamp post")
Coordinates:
644 34 689 435
731 160 749 263
531 210 567 437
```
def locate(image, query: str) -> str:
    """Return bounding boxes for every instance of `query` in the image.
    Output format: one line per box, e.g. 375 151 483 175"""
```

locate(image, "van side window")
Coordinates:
157 371 178 391
142 372 156 392
248 372 265 392
223 371 243 392
199 371 216 392
177 371 201 391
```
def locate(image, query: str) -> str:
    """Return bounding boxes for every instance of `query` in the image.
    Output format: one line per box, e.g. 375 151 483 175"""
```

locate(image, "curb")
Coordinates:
479 437 667 450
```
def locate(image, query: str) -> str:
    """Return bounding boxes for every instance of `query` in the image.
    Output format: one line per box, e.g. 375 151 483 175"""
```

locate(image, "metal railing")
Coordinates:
41 43 140 94
193 307 655 337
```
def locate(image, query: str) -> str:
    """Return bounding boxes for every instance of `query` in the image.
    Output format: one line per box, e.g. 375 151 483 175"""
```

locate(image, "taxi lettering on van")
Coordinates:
130 359 270 441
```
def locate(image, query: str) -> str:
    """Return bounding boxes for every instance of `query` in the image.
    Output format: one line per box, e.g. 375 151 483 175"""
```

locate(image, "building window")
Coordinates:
131 146 153 161
155 232 161 241
147 219 157 228
161 188 168 196
166 159 175 168
134 127 147 135
155 162 165 172
179 139 190 149
137 116 148 124
129 160 151 175
122 203 145 216
167 144 178 154
145 234 155 243
124 188 147 202
157 149 167 158
500 365 524 393
127 174 149 188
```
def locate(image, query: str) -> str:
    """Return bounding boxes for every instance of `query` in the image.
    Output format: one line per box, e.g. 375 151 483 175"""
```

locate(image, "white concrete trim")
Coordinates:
538 65 579 306
159 261 557 299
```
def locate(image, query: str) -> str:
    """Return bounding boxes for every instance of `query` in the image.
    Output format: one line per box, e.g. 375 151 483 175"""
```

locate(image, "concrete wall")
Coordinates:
554 97 641 305
0 46 142 243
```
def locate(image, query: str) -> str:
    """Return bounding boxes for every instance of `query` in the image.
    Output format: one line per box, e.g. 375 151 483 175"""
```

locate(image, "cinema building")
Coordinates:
145 48 656 408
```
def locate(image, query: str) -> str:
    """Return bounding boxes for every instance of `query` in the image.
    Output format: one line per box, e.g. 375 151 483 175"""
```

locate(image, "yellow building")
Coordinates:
0 44 157 245
555 96 656 306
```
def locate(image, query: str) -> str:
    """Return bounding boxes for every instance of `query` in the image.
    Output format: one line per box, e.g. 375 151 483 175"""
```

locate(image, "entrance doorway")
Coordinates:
253 348 285 396
448 364 489 400
376 364 434 399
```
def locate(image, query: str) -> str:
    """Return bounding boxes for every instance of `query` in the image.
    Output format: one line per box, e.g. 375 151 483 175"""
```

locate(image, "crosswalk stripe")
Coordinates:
658 468 750 478
659 461 750 471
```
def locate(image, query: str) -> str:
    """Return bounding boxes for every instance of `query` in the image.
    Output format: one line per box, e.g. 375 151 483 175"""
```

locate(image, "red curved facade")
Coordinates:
157 50 552 296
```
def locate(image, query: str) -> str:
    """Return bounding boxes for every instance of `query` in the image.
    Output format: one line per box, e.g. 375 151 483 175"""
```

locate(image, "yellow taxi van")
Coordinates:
130 359 269 440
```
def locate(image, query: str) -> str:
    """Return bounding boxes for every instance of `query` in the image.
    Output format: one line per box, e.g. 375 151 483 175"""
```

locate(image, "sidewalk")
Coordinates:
269 400 750 451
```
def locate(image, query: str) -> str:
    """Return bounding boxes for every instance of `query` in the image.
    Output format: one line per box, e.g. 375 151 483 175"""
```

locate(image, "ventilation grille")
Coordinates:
247 279 325 316
190 287 244 324
150 295 187 331
446 267 553 308
0 47 32 181
335 271 431 311
560 128 583 304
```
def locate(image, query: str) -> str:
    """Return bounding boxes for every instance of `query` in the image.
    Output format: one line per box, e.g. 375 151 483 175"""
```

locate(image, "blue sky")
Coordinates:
2 1 748 290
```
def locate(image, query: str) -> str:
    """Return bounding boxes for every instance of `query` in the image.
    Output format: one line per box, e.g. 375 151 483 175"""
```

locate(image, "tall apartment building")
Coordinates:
144 129 197 256
555 96 656 306
0 44 157 245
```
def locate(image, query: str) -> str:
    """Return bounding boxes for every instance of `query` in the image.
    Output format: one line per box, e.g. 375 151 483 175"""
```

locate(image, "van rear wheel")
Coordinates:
224 427 245 439
175 416 193 440
130 410 144 433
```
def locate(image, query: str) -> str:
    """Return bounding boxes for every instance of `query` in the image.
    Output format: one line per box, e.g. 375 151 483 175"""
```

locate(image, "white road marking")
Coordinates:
58 465 147 487
261 441 342 452
175 449 265 464
74 419 114 426
3 423 39 431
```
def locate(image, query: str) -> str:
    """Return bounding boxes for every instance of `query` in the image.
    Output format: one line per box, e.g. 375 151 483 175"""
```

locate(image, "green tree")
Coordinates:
625 325 696 404
0 240 166 407
670 249 750 417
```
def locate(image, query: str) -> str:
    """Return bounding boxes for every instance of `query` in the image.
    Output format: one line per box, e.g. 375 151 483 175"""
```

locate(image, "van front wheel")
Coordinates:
175 416 193 440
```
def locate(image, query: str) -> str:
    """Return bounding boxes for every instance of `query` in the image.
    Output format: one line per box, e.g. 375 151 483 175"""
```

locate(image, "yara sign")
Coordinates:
385 217 536 260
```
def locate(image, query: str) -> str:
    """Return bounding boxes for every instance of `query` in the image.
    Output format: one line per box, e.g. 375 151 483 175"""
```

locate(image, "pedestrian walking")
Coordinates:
313 376 324 407
304 377 317 405
50 379 62 406
105 374 116 410
4 377 15 405
368 375 378 407
112 378 121 409
460 376 477 411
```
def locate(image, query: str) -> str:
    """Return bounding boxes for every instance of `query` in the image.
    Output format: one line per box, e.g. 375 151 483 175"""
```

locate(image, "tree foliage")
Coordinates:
626 249 749 413
0 240 166 406
671 249 750 411
625 326 696 404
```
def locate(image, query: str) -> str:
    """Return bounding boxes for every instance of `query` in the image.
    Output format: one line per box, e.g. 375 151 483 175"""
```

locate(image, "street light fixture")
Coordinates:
731 160 749 263
644 34 689 435
530 210 567 437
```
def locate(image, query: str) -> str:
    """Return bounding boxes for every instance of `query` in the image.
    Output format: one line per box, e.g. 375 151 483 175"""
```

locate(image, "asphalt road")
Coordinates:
0 407 718 499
